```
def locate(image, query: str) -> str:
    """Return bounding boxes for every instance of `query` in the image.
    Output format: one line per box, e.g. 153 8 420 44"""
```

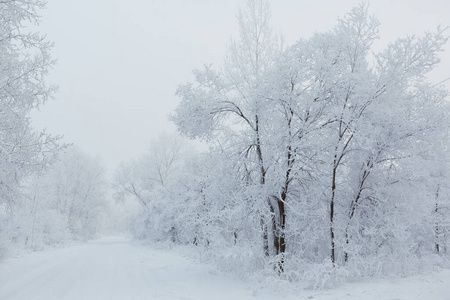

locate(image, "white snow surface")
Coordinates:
0 236 449 300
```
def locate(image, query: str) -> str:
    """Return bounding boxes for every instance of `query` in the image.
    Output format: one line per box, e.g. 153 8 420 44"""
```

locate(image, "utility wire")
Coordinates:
433 77 450 86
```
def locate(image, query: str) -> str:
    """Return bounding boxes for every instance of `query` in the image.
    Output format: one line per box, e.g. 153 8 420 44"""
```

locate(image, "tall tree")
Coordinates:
172 0 282 260
0 0 60 207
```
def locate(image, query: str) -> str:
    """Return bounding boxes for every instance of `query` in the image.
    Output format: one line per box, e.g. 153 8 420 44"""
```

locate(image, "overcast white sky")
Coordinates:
32 0 450 175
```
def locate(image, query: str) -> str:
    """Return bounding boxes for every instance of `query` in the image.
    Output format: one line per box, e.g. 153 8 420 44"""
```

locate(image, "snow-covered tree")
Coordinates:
172 0 450 279
12 147 109 249
0 0 60 208
0 0 61 258
172 0 288 268
113 134 194 240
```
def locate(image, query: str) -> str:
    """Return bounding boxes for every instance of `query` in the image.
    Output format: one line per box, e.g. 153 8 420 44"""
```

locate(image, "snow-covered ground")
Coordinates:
0 236 449 300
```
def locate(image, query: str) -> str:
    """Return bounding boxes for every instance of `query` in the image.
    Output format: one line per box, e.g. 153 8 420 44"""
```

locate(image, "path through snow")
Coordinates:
0 236 261 300
0 236 449 300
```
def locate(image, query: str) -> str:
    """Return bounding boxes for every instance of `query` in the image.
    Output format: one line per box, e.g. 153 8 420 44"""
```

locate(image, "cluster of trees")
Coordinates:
116 1 450 285
0 1 108 257
2 148 109 252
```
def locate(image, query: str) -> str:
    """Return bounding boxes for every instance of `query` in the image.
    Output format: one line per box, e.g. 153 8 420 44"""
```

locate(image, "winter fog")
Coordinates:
32 0 450 174
1 0 450 299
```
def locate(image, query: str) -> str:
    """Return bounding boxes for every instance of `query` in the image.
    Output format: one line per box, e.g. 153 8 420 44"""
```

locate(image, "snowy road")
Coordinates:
0 236 261 300
1 237 450 300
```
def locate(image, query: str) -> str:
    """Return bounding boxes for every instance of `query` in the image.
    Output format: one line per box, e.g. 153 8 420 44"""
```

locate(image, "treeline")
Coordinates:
115 1 450 286
1 148 109 254
0 1 108 257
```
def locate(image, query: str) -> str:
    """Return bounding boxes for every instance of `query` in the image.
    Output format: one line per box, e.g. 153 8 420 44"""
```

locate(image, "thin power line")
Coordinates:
434 77 450 87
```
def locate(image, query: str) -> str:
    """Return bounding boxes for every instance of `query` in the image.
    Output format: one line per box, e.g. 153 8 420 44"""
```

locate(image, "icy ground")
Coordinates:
0 237 449 300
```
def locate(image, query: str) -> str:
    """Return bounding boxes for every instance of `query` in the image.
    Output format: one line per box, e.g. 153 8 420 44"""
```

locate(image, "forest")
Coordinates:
1 0 449 290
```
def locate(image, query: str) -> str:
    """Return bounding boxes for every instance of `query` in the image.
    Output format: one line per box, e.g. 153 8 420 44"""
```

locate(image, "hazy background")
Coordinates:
32 0 450 175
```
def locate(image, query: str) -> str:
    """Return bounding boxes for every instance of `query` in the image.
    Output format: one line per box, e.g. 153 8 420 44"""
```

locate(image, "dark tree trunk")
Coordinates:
344 231 349 263
272 140 292 272
269 198 286 273
330 161 337 267
345 167 370 262
330 122 353 266
255 114 270 258
435 185 440 254
277 193 286 272
275 117 293 271
271 204 279 254
261 216 269 257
